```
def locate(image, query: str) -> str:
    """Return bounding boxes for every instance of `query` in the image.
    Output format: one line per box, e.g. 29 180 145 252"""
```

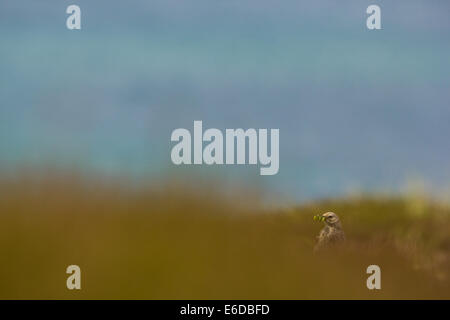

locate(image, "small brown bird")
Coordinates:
314 212 345 252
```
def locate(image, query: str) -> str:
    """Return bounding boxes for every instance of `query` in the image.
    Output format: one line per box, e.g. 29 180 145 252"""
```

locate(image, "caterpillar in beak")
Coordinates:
313 215 326 222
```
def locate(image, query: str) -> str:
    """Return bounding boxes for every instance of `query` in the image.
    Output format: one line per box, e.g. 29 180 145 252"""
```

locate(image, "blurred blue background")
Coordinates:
1 0 449 200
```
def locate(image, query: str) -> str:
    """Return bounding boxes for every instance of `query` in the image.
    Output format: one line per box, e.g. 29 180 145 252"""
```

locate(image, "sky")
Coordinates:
1 1 449 200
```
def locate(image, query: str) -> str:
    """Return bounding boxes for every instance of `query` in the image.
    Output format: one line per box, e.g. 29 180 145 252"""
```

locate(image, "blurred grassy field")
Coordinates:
0 172 449 299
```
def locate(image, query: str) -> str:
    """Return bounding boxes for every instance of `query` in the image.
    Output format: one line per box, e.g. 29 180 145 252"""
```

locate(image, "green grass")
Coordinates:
0 173 448 299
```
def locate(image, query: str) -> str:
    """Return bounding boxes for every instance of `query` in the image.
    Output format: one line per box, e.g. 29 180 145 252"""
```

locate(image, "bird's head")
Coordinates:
321 212 341 227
